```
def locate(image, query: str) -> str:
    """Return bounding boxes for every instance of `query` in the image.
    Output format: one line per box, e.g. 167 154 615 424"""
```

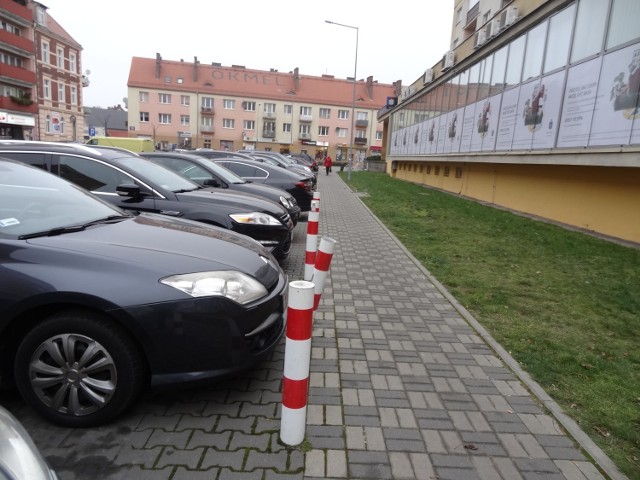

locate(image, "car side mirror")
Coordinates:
204 178 221 188
116 183 141 198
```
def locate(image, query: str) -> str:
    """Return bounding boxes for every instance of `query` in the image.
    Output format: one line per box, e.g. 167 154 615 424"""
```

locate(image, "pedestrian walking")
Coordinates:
324 155 333 175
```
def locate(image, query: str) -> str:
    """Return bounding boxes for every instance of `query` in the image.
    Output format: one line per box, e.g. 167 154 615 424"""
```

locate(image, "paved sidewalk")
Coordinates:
5 172 624 479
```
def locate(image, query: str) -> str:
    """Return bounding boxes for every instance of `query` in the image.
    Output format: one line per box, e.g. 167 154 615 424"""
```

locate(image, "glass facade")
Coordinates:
390 0 640 155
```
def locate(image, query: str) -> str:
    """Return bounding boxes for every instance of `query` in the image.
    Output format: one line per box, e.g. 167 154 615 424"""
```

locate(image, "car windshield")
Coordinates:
199 158 246 184
117 156 200 191
0 161 128 239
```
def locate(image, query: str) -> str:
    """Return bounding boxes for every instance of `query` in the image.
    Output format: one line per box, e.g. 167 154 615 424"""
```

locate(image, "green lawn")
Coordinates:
343 171 640 479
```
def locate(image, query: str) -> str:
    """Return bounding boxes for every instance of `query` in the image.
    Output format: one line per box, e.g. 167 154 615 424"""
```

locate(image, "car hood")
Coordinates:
232 183 294 200
25 213 283 288
178 188 288 216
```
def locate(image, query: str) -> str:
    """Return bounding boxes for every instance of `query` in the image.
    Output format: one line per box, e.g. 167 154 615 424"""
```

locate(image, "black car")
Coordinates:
238 150 317 187
0 141 294 260
288 153 319 173
0 159 287 427
214 157 315 211
140 151 302 225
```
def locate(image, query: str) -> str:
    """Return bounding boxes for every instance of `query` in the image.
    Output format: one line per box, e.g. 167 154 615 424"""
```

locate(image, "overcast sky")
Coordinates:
43 0 454 108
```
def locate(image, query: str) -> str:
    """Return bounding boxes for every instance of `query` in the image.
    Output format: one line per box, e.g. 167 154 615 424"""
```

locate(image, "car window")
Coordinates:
222 162 258 177
0 151 50 171
57 155 134 193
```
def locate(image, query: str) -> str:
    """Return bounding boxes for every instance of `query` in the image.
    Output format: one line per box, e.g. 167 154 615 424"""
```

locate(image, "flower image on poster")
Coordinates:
590 44 639 146
532 70 565 149
480 94 501 152
557 57 603 148
512 79 542 150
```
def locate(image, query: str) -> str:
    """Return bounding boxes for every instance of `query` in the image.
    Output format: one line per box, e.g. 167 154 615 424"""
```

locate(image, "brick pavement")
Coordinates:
4 172 626 479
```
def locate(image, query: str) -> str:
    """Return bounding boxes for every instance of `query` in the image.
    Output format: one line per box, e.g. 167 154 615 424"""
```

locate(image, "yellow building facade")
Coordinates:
381 0 640 244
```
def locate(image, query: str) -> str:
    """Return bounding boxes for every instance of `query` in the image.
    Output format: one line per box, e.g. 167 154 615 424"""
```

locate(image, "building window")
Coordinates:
57 83 65 102
338 109 349 119
606 0 640 49
337 128 348 137
70 86 77 105
435 166 440 176
222 118 235 128
201 117 213 129
181 95 190 106
444 166 450 177
264 103 276 113
177 78 184 84
244 120 255 130
456 7 462 24
284 104 293 114
571 0 608 63
158 93 171 104
140 112 149 122
159 113 171 124
455 167 463 178
318 126 329 136
69 52 77 73
223 99 235 109
164 76 171 83
376 131 383 140
522 21 548 82
43 79 51 99
283 123 292 133
319 108 331 118
139 91 149 103
45 115 51 133
57 47 64 68
41 41 49 63
36 6 46 26
357 112 368 121
544 4 575 74
243 101 256 112
202 97 214 109
299 124 311 135
180 115 190 126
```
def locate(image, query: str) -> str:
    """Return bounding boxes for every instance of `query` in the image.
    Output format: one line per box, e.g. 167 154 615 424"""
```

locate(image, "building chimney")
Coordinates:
155 53 162 79
293 67 300 92
393 80 403 97
193 56 199 82
366 76 374 99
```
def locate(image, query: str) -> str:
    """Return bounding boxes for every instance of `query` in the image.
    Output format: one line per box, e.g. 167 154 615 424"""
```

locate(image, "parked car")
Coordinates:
238 150 317 187
0 159 288 427
0 404 58 479
195 149 255 160
140 151 302 225
288 153 319 173
0 141 294 260
213 157 315 211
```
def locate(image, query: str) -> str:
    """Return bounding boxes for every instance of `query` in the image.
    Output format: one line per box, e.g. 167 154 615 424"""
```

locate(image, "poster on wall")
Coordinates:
427 117 438 154
418 118 430 154
459 102 476 153
511 79 544 150
436 114 448 154
443 109 462 153
557 57 603 148
480 94 501 152
531 70 565 149
589 43 640 146
391 130 399 155
408 124 420 155
495 87 521 150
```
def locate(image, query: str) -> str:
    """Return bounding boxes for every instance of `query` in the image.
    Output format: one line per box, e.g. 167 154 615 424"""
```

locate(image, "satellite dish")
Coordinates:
85 69 91 75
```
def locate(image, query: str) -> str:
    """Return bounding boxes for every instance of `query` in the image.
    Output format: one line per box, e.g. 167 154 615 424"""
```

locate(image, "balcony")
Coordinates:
1 1 32 22
200 125 214 133
355 119 368 127
298 132 311 140
354 137 368 145
466 2 480 26
263 112 276 119
0 30 35 54
263 130 276 138
0 96 38 114
299 114 313 122
200 107 214 115
0 64 36 86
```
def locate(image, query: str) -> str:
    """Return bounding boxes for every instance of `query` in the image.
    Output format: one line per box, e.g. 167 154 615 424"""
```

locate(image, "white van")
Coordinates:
86 137 154 152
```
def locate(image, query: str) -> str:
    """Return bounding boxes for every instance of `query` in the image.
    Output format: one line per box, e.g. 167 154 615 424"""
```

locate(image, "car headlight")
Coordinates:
160 271 267 304
229 212 282 225
279 196 292 209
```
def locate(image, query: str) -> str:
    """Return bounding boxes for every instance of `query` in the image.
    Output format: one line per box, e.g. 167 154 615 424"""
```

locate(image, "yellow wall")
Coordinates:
390 160 640 245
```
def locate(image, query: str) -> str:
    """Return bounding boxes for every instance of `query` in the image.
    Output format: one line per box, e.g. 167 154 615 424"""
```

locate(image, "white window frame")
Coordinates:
181 95 190 106
41 41 49 64
223 99 235 109
140 112 149 122
338 110 349 119
57 47 64 68
222 118 235 128
57 83 65 102
70 85 77 105
43 78 51 99
318 126 329 136
158 113 172 124
69 52 77 73
319 108 331 118
158 93 171 104
139 91 149 103
180 115 190 126
337 128 348 137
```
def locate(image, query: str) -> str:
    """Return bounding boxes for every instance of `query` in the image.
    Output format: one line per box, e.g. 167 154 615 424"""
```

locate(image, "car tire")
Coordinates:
14 310 147 427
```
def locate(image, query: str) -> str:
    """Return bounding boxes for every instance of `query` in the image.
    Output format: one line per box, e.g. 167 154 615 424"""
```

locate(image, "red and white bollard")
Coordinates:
313 236 337 310
304 200 320 281
280 280 315 446
312 191 320 212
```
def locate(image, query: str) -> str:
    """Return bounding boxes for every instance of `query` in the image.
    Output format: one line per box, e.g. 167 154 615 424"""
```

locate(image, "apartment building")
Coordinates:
0 0 37 139
127 54 395 162
0 1 84 142
380 0 640 244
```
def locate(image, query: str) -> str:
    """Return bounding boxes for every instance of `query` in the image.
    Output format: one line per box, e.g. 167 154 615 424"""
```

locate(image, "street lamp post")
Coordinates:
325 20 358 181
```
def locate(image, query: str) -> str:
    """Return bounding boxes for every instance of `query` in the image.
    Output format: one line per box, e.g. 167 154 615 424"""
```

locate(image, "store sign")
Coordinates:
0 111 35 126
301 140 317 145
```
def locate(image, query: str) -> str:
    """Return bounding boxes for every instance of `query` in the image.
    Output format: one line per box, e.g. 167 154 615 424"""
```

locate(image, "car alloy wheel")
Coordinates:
15 311 147 427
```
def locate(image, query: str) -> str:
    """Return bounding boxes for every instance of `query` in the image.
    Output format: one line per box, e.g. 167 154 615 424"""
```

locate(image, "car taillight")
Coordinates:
296 180 312 192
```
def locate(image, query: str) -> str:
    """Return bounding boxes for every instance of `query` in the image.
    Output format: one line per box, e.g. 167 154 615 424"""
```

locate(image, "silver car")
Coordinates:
0 405 58 479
